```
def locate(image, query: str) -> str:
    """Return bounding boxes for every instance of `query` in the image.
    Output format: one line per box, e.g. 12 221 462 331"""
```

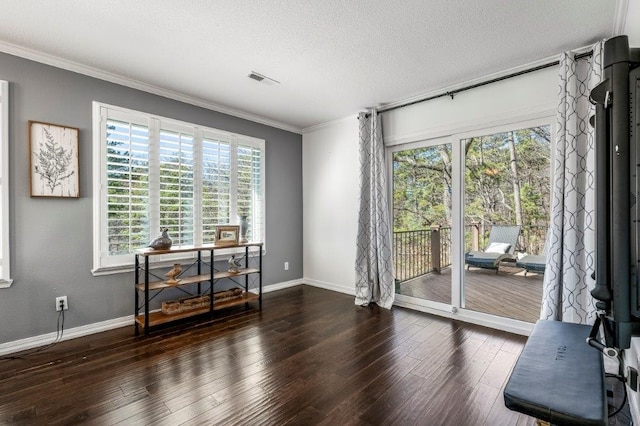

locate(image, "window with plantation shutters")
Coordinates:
92 102 265 273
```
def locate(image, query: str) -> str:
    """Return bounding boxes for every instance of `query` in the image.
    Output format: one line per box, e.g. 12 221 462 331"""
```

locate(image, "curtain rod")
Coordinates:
365 50 593 118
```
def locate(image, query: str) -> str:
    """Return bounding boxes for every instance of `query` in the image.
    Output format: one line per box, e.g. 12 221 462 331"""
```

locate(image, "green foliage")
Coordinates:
393 126 551 235
105 122 151 254
393 144 452 231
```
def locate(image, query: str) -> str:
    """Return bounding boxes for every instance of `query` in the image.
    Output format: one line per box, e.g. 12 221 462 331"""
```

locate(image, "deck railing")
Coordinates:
393 229 433 283
394 224 548 282
393 226 452 282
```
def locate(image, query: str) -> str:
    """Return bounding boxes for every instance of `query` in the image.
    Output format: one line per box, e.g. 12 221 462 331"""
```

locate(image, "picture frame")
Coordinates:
215 225 240 246
29 120 80 198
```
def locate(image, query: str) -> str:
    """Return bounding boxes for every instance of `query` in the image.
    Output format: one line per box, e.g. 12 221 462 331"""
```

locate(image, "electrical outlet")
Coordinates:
56 296 68 311
284 262 289 271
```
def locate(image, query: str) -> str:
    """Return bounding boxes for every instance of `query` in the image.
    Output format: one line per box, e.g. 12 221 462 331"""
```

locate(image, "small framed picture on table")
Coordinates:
215 225 240 246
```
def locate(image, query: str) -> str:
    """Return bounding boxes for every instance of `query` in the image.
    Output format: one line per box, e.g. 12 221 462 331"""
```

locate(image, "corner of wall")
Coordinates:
623 0 640 46
302 116 359 289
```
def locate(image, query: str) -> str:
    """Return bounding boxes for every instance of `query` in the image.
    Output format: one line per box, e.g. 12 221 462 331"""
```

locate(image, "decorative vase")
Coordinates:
239 215 249 243
148 228 172 250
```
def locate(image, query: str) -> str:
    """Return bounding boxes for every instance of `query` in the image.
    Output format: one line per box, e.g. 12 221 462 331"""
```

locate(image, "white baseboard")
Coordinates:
263 279 304 292
303 278 355 296
0 315 133 356
0 279 305 356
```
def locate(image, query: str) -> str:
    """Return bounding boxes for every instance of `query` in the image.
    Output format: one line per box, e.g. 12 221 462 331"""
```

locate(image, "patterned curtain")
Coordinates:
540 41 603 324
355 110 394 309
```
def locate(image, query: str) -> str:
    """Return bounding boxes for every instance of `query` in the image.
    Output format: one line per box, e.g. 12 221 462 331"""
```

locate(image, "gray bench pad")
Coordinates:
503 320 606 425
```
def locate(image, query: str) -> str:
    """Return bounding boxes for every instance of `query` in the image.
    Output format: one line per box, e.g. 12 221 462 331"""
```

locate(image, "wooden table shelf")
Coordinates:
134 292 259 329
134 268 262 291
134 242 263 335
135 274 213 291
214 268 260 280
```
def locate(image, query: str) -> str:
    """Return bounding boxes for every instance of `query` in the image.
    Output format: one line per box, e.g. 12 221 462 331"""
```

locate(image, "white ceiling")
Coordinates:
0 0 623 133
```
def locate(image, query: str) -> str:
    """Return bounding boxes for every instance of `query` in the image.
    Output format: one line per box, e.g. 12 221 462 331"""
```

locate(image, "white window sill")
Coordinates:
0 278 13 288
91 247 265 276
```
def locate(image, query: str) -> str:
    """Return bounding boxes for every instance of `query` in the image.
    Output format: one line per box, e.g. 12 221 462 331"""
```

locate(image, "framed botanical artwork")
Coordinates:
215 225 240 246
29 120 80 198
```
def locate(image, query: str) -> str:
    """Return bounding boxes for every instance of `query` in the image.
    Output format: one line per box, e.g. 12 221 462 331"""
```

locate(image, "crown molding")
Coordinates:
302 113 359 134
613 0 629 35
0 40 302 135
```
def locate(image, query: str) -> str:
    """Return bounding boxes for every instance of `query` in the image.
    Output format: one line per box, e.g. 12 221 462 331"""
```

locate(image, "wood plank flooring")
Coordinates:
0 286 577 425
398 266 543 323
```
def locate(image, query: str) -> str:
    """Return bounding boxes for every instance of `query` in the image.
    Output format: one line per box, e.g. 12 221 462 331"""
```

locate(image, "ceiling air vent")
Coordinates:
248 72 264 82
248 71 280 85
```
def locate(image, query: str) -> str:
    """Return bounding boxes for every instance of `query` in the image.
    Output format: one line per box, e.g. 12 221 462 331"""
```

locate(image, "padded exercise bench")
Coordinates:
503 320 606 425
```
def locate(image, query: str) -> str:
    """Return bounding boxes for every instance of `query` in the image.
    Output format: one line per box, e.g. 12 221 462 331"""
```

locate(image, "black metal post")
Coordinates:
210 249 214 315
259 244 263 309
144 254 150 335
134 254 140 336
245 246 249 293
607 36 632 348
197 251 202 295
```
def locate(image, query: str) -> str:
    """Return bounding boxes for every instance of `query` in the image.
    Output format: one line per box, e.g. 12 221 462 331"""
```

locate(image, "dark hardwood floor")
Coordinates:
0 285 615 425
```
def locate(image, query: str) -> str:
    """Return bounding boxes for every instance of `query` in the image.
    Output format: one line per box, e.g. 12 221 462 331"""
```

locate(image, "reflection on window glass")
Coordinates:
392 143 452 304
463 125 550 323
464 126 551 255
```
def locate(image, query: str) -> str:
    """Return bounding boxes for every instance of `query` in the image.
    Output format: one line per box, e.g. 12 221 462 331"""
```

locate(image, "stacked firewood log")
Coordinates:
161 288 244 315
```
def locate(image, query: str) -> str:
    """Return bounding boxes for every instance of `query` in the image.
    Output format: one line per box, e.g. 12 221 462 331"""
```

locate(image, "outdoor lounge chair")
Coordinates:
516 254 546 276
516 237 548 276
465 225 521 272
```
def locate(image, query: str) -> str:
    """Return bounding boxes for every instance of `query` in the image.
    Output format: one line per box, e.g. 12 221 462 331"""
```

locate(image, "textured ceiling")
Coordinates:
0 0 619 132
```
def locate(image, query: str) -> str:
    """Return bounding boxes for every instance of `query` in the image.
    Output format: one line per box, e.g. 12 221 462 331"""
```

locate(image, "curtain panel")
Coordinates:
540 41 604 324
355 110 394 309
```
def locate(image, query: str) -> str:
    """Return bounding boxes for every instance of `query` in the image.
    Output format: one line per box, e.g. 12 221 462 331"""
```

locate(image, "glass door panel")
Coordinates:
392 142 452 305
462 126 550 322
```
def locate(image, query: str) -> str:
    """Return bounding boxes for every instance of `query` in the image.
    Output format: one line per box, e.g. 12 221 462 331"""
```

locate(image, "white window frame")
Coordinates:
92 102 266 275
389 111 556 335
0 80 11 288
453 115 556 310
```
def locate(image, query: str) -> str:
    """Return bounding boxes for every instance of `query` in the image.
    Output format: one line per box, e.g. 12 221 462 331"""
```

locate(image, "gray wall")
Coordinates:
0 52 303 344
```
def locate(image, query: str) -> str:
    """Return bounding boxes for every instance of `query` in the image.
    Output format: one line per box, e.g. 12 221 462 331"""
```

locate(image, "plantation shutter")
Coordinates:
105 118 150 256
201 135 231 243
158 128 195 246
237 143 263 242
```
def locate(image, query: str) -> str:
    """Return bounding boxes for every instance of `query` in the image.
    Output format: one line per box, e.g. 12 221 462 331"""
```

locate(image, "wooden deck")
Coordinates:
397 264 543 323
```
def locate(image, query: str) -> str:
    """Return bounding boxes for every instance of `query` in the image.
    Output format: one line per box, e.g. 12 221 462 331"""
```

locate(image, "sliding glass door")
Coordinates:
390 118 552 326
462 125 550 322
391 138 453 308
